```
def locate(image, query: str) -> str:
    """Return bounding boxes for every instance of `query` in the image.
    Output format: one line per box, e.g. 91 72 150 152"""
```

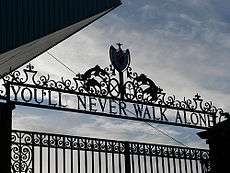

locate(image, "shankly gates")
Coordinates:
0 44 226 173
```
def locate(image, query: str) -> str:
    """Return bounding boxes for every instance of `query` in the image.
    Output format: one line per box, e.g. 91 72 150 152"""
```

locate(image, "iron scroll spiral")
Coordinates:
0 63 225 125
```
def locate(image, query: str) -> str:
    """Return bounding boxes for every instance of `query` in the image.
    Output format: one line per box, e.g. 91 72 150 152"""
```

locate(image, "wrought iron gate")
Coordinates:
11 130 210 173
0 44 224 173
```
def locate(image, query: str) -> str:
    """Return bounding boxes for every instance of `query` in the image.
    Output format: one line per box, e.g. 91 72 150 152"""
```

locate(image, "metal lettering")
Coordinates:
98 98 107 112
21 87 33 103
34 89 45 104
48 90 57 106
133 104 143 118
109 99 117 114
119 101 127 116
11 86 21 101
77 95 86 110
175 110 183 124
199 113 207 127
143 106 151 119
160 107 168 121
190 113 199 125
152 106 160 121
89 96 97 112
58 92 67 108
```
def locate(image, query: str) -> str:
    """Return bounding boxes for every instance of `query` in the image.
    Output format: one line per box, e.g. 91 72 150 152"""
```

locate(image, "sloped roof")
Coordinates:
0 0 121 77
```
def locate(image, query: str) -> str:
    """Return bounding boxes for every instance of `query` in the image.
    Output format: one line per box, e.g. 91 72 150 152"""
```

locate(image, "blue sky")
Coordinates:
12 0 230 149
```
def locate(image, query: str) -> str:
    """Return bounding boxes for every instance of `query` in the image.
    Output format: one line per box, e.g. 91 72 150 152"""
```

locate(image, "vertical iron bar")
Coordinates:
85 139 88 173
156 146 159 173
63 137 66 173
167 147 171 173
98 141 102 173
19 132 22 173
71 138 73 173
190 159 193 173
172 149 176 173
119 71 124 99
162 157 165 173
124 142 131 173
99 150 102 173
212 113 216 126
173 158 176 173
40 134 43 173
184 152 188 173
143 145 147 173
131 144 135 173
131 154 135 173
143 155 147 173
137 145 141 173
105 141 108 173
32 134 35 173
48 135 50 173
201 162 205 173
156 155 159 173
195 159 199 173
119 143 122 173
56 136 58 173
91 140 95 173
150 155 153 173
195 151 199 173
78 138 81 173
112 142 115 173
178 152 182 173
161 147 165 173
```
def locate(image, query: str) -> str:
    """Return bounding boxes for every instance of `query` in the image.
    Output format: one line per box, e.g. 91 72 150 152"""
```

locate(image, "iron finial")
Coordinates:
116 43 123 50
195 93 201 100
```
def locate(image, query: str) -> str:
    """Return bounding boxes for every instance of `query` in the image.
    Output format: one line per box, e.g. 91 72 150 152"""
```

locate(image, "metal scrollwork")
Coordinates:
11 144 32 173
125 73 163 102
0 59 225 124
76 65 111 96
11 130 210 173
11 130 210 159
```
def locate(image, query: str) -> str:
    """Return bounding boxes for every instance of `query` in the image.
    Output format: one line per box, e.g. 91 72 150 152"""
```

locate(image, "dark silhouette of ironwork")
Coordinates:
0 45 225 129
11 130 210 173
0 44 226 172
0 103 14 173
198 112 230 173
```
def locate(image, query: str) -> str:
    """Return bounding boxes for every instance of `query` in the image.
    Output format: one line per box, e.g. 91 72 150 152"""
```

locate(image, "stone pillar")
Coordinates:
198 117 230 173
0 103 13 173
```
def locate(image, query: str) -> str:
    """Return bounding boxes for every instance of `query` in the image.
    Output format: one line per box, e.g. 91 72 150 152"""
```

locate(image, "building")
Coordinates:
0 0 121 76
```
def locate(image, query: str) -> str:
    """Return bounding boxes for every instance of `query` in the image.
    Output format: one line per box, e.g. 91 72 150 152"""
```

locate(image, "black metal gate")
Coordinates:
0 45 224 173
11 130 210 173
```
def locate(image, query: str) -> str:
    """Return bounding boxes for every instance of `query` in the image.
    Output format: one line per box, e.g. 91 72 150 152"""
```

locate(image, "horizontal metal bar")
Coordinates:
12 101 210 130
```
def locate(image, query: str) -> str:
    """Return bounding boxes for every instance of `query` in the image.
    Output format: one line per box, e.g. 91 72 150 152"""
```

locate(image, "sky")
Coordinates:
12 0 230 149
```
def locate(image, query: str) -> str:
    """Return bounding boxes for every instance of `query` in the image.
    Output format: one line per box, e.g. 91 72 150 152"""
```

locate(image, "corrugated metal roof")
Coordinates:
0 0 121 76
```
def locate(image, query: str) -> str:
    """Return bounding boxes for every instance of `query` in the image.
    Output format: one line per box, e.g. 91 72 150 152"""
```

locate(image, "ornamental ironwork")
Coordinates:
11 130 210 173
110 43 130 72
0 44 226 129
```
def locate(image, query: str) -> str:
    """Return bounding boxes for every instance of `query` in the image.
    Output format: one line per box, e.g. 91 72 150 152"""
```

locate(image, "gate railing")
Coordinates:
11 130 210 173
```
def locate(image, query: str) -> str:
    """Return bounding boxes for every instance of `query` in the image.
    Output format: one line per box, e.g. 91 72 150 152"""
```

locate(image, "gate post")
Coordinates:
198 116 230 173
124 142 131 173
0 102 14 173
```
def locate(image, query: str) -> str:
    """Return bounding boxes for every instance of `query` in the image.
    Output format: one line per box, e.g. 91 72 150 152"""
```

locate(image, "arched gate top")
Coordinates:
0 44 226 129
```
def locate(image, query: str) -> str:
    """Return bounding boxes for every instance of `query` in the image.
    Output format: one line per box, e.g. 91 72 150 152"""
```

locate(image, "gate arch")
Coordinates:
0 44 226 173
